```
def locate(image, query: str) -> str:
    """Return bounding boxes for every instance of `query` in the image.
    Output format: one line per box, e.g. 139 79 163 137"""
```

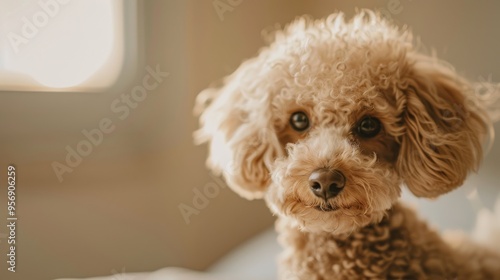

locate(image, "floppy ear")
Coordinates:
397 54 490 198
194 59 281 200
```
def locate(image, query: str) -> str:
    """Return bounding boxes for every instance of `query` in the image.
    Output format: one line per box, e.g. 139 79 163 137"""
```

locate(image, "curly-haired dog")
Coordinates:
195 11 500 279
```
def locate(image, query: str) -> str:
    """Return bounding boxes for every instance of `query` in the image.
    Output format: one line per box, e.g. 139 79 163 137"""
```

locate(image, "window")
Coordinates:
0 0 131 91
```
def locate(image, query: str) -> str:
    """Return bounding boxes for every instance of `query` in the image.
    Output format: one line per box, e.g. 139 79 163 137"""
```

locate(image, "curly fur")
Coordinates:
195 10 500 279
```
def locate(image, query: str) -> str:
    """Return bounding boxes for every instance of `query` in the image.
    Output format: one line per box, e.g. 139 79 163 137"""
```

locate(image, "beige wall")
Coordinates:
0 1 499 279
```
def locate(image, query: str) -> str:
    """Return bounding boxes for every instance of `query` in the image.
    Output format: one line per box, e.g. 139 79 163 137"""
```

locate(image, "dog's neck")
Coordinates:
276 202 457 279
279 203 404 241
330 204 400 243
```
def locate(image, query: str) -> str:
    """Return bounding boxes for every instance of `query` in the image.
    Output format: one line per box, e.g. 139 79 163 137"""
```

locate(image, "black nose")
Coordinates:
308 169 346 200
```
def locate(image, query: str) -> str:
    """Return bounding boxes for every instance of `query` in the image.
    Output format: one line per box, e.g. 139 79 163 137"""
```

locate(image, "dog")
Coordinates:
195 11 500 279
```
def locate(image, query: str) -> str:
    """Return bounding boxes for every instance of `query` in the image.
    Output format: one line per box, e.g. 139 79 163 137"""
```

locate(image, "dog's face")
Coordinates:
267 75 402 233
195 12 489 234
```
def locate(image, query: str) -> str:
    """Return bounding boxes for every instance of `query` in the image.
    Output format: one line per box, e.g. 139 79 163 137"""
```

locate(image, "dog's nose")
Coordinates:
308 169 345 200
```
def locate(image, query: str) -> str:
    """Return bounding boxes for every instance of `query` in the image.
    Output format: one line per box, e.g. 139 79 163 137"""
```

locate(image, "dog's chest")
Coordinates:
277 210 439 279
329 220 417 279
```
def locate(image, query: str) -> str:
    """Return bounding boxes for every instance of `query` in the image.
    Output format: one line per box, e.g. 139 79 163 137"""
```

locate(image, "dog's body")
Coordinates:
195 11 500 279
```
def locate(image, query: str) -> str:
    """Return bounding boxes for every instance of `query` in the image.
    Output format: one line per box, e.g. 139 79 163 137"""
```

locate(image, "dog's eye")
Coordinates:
290 111 309 132
357 116 381 138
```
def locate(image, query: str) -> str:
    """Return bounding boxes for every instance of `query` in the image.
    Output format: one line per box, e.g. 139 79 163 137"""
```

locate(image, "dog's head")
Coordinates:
195 11 490 233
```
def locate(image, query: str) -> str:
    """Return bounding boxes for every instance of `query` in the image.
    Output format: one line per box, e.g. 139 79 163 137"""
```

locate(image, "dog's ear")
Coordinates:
397 54 490 198
194 59 281 200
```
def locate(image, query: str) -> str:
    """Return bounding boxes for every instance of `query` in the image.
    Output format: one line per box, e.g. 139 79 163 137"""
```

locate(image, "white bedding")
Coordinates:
56 228 280 280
